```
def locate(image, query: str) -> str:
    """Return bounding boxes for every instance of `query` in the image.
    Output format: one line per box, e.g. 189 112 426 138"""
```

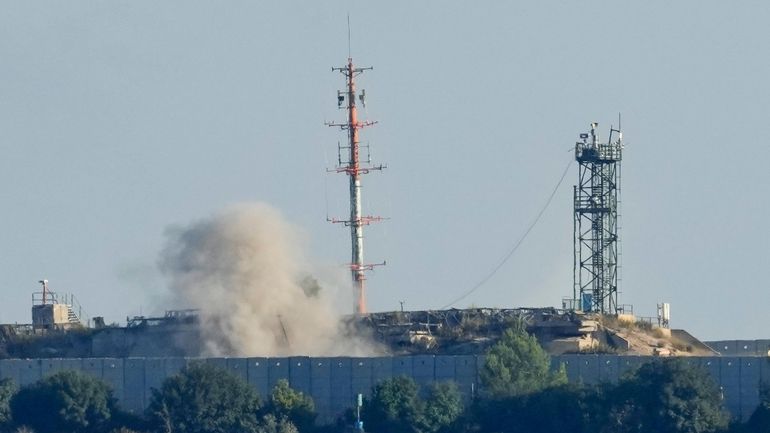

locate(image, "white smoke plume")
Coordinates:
159 202 381 357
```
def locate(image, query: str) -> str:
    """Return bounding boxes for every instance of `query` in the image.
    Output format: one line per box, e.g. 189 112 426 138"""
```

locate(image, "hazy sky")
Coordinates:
0 2 768 340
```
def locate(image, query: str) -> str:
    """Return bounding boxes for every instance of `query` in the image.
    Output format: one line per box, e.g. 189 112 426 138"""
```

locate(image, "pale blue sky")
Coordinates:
0 2 768 340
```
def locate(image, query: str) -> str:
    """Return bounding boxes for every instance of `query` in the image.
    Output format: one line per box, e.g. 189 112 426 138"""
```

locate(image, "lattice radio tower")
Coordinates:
573 121 623 314
326 55 385 316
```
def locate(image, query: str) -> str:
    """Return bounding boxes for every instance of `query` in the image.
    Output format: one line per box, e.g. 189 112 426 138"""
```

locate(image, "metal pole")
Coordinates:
346 59 367 315
327 55 384 316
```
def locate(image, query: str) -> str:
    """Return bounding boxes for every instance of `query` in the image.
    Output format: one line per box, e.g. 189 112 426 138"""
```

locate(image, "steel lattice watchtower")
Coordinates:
573 122 623 314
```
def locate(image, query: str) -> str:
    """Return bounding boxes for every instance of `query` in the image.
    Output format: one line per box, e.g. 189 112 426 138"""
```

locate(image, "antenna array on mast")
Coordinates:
326 55 386 316
572 121 623 314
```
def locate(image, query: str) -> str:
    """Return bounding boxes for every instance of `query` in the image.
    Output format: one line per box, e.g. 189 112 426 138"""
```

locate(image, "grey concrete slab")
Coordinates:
289 357 311 395
123 358 146 413
330 357 352 412
413 355 434 389
699 357 721 383
247 357 269 400
330 358 352 388
144 358 166 405
454 356 476 377
557 355 581 382
435 356 455 381
577 355 601 385
310 358 331 401
598 355 619 383
82 358 103 380
370 357 393 385
268 358 289 390
392 356 413 377
102 359 125 402
413 355 434 377
0 360 21 385
18 359 42 386
720 358 741 384
227 358 249 383
739 358 760 408
350 358 372 397
760 358 770 385
756 340 770 356
310 358 333 424
617 356 643 379
719 341 739 355
736 341 758 355
454 355 480 400
206 357 227 369
164 357 188 377
60 358 83 372
41 358 62 377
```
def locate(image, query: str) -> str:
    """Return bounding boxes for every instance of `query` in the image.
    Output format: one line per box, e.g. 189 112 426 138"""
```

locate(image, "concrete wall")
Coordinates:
0 355 766 423
705 340 770 356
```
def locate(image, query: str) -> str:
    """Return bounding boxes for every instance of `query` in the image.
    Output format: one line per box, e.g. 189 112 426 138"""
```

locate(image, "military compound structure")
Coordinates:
0 47 765 426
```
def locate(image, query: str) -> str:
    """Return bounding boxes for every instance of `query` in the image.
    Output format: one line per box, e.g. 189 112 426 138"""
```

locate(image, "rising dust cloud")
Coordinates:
159 202 379 357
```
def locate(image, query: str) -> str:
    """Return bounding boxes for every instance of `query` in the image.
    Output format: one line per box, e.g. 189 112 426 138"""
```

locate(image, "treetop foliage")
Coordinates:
264 379 316 433
0 378 15 427
604 358 729 433
10 370 116 433
146 362 262 433
363 376 463 433
480 326 566 398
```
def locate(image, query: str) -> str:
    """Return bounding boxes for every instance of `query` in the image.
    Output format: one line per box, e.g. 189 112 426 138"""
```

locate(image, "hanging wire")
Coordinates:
440 158 574 309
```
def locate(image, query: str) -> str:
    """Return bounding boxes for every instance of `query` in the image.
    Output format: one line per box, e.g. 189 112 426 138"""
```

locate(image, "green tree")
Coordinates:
0 378 15 428
257 413 296 433
147 362 262 433
363 378 463 433
263 379 316 433
10 370 117 433
470 383 605 433
603 359 729 433
256 414 299 433
480 327 566 398
419 381 463 433
363 376 422 433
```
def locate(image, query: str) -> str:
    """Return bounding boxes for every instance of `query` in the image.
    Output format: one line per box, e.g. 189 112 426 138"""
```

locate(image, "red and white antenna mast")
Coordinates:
326 54 385 315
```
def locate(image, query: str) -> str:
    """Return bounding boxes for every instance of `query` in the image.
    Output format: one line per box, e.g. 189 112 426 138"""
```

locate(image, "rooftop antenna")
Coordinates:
347 14 352 58
38 279 49 305
326 26 386 316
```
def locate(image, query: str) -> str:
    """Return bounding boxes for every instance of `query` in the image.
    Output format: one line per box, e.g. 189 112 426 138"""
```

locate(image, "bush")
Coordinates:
363 377 463 433
0 378 15 428
146 362 262 433
480 326 566 398
604 359 729 433
363 376 422 433
469 384 603 433
419 382 463 433
262 379 316 433
10 370 117 433
255 414 298 433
